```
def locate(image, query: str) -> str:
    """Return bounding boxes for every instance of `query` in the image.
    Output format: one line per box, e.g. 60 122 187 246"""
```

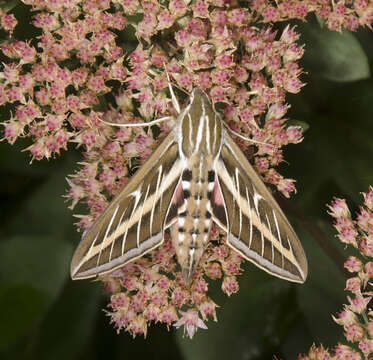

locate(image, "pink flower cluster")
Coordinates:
252 0 373 32
299 187 373 360
104 228 243 338
1 0 307 209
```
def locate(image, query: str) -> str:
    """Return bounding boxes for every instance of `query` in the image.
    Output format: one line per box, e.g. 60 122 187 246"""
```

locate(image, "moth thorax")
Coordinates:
180 89 222 158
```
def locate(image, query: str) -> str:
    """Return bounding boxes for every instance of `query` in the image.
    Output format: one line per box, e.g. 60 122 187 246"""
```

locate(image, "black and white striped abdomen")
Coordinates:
170 155 217 283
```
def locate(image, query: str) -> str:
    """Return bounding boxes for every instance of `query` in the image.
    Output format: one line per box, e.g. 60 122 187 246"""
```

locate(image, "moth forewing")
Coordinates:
70 132 182 280
211 132 307 283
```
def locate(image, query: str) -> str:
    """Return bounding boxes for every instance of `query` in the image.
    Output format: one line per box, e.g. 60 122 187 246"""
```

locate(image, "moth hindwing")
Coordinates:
70 89 307 284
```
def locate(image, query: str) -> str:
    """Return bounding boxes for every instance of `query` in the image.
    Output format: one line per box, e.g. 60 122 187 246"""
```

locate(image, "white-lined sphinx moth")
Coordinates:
70 88 307 284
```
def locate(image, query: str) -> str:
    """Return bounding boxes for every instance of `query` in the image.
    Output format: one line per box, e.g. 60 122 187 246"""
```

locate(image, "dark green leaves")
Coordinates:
301 18 370 82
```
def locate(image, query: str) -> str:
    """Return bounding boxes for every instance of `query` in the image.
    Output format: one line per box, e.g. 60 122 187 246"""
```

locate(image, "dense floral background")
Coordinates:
0 0 372 359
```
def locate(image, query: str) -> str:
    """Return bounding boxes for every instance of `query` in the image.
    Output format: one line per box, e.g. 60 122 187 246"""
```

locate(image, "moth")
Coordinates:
70 87 307 284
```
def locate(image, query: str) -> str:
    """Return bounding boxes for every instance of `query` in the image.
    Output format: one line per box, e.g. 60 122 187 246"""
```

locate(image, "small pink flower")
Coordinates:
334 344 361 359
262 6 280 22
334 216 354 232
228 8 249 25
204 262 222 280
159 306 178 326
191 0 209 18
284 76 304 94
214 245 229 259
174 310 207 339
344 256 363 273
240 108 254 123
110 293 130 309
169 0 187 17
122 276 139 291
366 319 373 337
345 277 361 293
222 258 241 276
333 308 356 327
347 294 371 314
127 315 147 338
359 236 373 257
298 344 332 360
221 276 239 296
356 207 372 230
157 9 174 30
364 262 373 277
344 323 364 342
110 308 135 330
143 303 161 321
171 287 189 308
363 187 373 210
328 198 350 218
199 300 218 321
210 10 227 26
338 226 358 247
359 339 373 356
1 14 18 31
176 72 193 91
155 276 170 291
151 291 168 308
190 279 207 295
175 29 191 47
2 120 24 144
277 178 296 198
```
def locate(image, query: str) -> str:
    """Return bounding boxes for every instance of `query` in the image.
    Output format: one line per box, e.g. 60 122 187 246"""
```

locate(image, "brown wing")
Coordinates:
211 132 307 283
71 132 182 280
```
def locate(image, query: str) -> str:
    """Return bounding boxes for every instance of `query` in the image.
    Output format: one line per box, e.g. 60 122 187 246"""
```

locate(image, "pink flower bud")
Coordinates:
221 276 239 296
344 256 362 273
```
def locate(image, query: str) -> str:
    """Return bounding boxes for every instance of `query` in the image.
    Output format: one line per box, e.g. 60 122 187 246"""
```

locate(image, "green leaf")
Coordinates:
0 236 73 298
0 0 19 13
29 281 102 360
0 284 46 350
296 225 346 348
286 79 373 213
0 235 73 351
301 21 370 82
4 153 80 240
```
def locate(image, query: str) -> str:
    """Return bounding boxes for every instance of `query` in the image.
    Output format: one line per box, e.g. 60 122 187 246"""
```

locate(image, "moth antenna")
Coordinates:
149 65 189 114
98 115 174 128
225 125 276 149
164 65 181 114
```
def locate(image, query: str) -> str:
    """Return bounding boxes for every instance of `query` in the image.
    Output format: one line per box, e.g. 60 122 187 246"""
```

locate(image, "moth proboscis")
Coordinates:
70 84 307 285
